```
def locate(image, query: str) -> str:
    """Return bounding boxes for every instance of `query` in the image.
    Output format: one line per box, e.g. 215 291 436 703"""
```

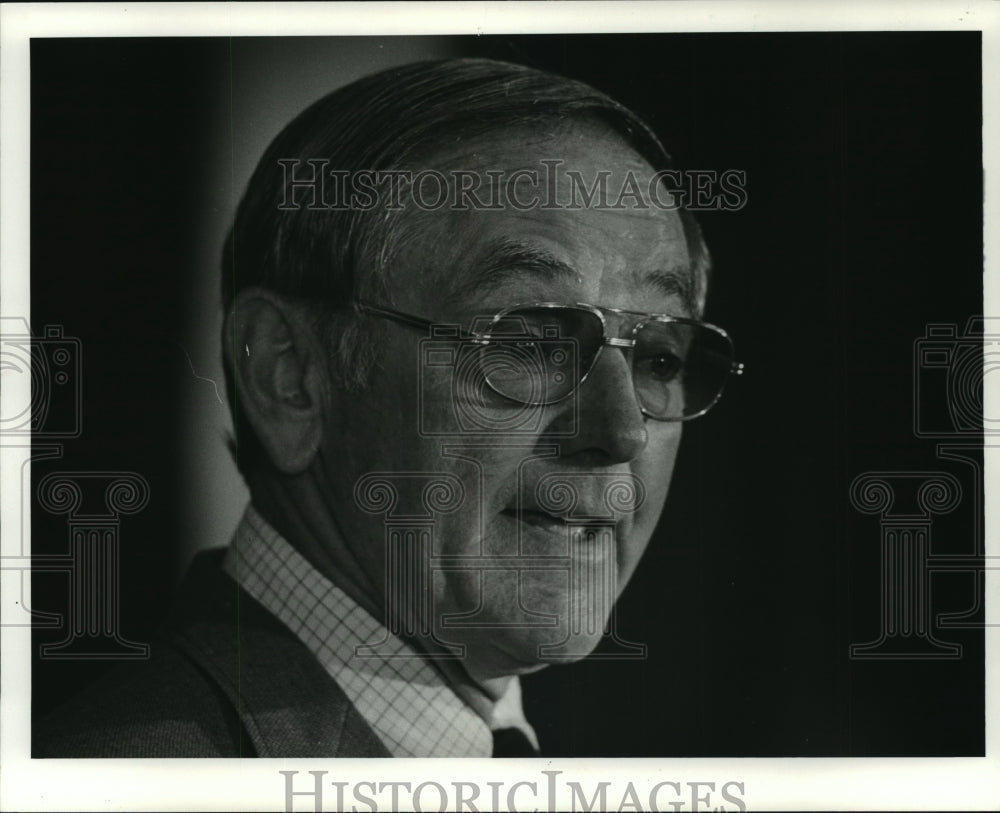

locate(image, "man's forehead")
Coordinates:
424 120 656 182
385 121 692 314
445 234 695 315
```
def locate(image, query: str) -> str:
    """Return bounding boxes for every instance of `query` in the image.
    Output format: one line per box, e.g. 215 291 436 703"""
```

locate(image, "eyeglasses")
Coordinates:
356 300 744 421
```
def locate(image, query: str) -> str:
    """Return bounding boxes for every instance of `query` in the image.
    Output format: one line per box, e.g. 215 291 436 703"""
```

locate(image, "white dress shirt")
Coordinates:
222 505 538 757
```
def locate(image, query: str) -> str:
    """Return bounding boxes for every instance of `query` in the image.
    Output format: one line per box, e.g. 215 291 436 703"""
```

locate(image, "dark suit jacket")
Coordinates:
34 550 391 757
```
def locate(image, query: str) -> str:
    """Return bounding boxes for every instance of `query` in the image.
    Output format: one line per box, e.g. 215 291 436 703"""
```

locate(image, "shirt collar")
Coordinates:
222 504 538 756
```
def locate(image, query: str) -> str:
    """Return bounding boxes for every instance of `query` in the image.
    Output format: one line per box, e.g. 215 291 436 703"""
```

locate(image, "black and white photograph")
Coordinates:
1 2 997 811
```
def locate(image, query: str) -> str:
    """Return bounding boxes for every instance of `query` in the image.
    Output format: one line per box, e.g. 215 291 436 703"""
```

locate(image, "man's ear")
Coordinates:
223 288 328 475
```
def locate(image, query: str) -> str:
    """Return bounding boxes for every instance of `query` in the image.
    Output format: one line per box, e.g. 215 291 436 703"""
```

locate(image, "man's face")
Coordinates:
321 124 692 681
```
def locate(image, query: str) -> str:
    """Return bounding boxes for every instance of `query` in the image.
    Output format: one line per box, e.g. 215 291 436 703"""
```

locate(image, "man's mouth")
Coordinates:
500 508 625 537
501 507 569 530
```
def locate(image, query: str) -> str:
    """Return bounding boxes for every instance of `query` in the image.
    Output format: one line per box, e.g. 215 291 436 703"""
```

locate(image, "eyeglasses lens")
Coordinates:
481 307 734 418
634 320 735 419
479 307 599 405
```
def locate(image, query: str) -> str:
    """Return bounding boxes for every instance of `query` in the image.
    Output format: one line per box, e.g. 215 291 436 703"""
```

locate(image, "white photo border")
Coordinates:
2 2 998 811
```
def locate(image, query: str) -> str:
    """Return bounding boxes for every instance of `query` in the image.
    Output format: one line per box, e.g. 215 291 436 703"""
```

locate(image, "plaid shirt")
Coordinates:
222 506 538 757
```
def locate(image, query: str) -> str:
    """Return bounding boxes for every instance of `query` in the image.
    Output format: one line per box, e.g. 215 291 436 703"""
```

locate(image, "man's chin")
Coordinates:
441 623 608 680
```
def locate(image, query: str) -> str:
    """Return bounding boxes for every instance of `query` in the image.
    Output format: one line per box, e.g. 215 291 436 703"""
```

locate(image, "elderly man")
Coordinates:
36 58 740 757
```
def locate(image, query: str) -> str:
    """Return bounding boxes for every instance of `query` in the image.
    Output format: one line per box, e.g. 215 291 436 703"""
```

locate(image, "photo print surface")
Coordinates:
22 32 984 762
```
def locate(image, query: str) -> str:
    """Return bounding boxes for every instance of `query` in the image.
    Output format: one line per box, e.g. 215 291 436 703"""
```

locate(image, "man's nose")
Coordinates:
548 345 648 463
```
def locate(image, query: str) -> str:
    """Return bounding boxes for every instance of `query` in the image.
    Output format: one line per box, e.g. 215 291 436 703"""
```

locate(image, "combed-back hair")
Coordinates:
222 57 711 477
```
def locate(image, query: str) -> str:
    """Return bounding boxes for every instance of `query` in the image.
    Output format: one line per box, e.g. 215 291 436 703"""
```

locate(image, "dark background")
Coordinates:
31 33 984 756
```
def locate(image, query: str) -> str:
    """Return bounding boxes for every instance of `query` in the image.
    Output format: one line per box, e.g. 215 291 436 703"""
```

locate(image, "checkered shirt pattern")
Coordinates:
222 506 530 757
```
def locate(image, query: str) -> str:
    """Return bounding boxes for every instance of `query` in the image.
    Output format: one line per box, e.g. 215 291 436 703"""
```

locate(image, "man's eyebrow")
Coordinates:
445 236 698 316
447 238 581 305
642 267 697 317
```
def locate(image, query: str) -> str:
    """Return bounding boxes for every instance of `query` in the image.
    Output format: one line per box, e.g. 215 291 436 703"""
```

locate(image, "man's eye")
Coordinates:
636 352 683 382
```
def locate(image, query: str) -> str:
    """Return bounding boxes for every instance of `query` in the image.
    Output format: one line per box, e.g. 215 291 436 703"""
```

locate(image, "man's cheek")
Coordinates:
625 435 681 546
637 430 682 502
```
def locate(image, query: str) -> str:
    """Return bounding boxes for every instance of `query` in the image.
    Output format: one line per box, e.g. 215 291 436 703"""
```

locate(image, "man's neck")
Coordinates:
249 469 382 615
246 468 513 723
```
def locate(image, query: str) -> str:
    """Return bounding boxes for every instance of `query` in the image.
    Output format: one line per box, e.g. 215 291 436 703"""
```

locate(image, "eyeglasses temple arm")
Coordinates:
355 300 477 340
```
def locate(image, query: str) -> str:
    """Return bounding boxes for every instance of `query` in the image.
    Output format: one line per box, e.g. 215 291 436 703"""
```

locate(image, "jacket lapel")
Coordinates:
162 551 391 758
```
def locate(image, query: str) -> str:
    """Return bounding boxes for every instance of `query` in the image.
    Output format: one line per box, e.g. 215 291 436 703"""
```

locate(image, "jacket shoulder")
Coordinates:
34 549 390 758
34 640 251 757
